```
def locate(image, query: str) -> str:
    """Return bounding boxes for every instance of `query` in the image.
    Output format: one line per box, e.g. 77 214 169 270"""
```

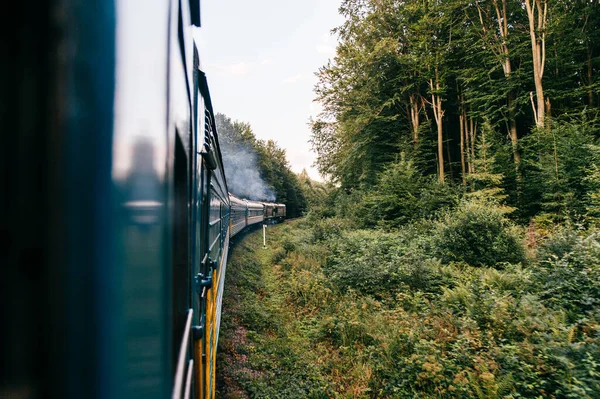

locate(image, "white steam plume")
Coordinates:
221 143 276 202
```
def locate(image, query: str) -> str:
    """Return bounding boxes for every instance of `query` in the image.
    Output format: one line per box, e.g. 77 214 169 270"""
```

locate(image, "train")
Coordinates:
230 196 286 236
1 1 284 398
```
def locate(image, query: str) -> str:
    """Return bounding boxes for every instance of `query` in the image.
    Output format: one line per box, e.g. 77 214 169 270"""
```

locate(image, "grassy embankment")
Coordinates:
216 217 600 398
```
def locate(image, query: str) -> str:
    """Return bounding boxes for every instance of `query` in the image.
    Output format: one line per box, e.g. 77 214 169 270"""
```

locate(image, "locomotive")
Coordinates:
1 0 283 398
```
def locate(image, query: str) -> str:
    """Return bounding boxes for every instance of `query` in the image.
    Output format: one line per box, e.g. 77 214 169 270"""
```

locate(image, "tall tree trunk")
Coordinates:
430 70 445 183
477 0 521 176
524 0 547 128
409 93 421 144
459 103 466 186
588 44 594 107
507 93 520 175
436 107 444 183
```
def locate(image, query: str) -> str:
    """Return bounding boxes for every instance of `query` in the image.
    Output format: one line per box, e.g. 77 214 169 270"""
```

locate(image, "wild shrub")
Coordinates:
354 157 459 228
432 202 527 267
532 230 600 320
535 224 581 262
270 247 287 265
325 230 447 296
311 217 352 243
316 312 378 348
325 230 405 295
395 251 448 294
283 266 333 310
315 293 379 347
480 264 531 293
281 238 296 253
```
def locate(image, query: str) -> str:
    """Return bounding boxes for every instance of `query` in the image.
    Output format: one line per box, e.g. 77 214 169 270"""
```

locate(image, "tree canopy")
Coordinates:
312 0 600 224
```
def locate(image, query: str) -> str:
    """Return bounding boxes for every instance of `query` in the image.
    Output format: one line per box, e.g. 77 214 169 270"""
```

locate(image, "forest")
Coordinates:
311 0 600 225
215 1 600 398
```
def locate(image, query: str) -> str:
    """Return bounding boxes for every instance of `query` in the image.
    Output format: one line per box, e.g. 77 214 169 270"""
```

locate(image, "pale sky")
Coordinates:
193 0 344 181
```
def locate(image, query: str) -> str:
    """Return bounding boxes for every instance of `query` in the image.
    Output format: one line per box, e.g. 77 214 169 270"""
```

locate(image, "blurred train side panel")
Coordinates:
1 0 286 398
1 0 224 397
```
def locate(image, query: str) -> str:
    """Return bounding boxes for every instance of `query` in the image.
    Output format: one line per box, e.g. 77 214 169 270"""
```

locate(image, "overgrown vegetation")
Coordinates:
311 0 600 225
217 221 600 398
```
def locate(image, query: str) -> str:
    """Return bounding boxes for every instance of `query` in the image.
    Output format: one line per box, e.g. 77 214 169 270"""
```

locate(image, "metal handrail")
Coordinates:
183 359 194 399
172 309 193 399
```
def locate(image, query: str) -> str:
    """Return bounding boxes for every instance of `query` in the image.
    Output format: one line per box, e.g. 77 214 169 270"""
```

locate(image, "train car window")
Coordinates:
219 203 225 248
208 189 221 262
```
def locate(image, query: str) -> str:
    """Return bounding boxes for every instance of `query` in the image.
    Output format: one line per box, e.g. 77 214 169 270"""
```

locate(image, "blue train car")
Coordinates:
230 194 249 236
1 0 231 398
246 200 266 226
1 0 292 396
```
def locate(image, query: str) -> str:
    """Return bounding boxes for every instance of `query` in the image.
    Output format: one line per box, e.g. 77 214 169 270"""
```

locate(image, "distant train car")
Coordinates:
264 202 275 219
229 195 285 236
263 202 286 222
230 195 248 236
246 200 265 226
275 203 287 220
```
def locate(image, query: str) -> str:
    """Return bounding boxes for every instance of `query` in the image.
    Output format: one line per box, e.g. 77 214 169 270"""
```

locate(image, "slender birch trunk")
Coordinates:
409 93 422 144
524 0 548 128
430 69 445 183
477 0 521 174
459 99 466 186
508 93 520 173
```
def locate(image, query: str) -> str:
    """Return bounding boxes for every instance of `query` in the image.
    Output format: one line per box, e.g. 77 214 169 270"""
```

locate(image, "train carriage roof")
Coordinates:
246 200 265 210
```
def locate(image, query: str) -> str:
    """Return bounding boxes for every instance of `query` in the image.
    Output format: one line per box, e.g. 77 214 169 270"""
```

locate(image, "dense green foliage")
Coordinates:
432 202 526 267
217 221 600 398
297 169 335 219
311 0 600 224
354 156 459 228
533 226 600 322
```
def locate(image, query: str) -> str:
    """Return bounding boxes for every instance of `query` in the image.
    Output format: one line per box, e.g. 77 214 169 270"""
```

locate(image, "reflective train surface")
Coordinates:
1 0 283 398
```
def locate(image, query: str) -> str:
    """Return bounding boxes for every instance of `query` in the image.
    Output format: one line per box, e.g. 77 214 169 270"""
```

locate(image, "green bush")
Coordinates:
354 158 459 228
432 202 527 267
532 230 600 320
325 230 404 295
311 217 352 243
325 230 448 296
536 224 581 262
270 247 287 264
